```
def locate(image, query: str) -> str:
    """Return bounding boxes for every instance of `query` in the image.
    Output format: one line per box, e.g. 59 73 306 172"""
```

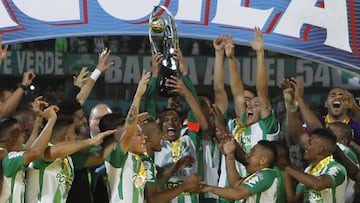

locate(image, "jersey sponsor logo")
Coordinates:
8 151 24 159
56 172 67 184
305 190 322 201
245 173 263 187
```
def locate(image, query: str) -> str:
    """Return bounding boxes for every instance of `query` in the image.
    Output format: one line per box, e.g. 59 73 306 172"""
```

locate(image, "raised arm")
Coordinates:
291 78 323 130
343 90 360 122
166 75 208 130
0 35 8 64
250 27 271 118
225 35 246 117
173 48 200 123
213 36 228 115
23 105 58 165
282 81 310 147
76 48 114 105
120 71 150 153
145 52 162 118
24 96 48 150
223 138 243 187
0 70 35 119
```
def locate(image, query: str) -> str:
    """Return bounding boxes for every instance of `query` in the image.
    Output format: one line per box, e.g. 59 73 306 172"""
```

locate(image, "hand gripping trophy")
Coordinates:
149 5 179 97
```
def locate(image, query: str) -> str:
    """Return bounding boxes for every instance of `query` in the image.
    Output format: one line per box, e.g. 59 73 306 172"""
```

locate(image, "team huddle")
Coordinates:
0 28 359 203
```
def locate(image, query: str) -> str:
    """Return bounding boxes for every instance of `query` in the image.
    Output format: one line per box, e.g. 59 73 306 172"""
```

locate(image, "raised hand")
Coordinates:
151 52 163 77
43 105 59 121
138 112 149 124
96 47 114 72
73 67 90 88
32 96 49 117
224 35 235 59
249 27 264 53
0 35 8 63
281 78 298 112
173 48 187 75
213 36 225 52
22 70 35 87
166 75 189 96
222 138 237 155
135 70 151 97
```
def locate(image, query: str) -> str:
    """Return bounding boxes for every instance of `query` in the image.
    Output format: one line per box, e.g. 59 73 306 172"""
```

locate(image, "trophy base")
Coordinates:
158 67 178 98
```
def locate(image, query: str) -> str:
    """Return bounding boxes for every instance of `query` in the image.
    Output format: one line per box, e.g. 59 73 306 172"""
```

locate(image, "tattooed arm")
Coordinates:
120 71 151 153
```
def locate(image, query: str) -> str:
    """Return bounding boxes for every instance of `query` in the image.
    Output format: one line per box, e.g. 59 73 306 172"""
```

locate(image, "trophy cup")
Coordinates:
149 5 179 97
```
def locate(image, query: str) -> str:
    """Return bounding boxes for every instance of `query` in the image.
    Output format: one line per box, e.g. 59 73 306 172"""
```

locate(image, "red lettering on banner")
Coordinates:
182 0 211 25
130 0 171 25
265 12 281 34
303 1 324 42
1 1 25 34
349 0 359 56
49 0 88 26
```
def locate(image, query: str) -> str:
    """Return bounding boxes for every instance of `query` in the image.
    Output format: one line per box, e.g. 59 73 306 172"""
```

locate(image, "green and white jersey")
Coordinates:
233 112 279 153
297 160 347 203
26 157 75 203
337 143 359 165
241 168 278 203
25 151 88 203
200 133 220 200
337 143 357 203
0 151 27 203
154 135 199 203
218 112 279 202
273 166 285 203
183 124 220 201
105 143 156 203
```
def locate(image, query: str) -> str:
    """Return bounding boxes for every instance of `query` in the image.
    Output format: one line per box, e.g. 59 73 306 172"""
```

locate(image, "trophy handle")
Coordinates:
148 5 179 53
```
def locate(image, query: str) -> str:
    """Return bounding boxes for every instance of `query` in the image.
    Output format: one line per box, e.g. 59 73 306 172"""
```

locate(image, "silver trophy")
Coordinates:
149 5 179 97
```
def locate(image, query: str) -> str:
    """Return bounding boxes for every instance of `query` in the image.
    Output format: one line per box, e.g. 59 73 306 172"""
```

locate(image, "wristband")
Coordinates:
90 69 101 81
18 84 27 91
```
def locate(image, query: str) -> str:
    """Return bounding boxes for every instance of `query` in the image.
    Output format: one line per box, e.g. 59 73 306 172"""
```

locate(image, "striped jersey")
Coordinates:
218 112 279 203
0 151 27 203
241 168 278 203
105 143 156 203
25 152 88 203
297 159 347 203
154 135 198 203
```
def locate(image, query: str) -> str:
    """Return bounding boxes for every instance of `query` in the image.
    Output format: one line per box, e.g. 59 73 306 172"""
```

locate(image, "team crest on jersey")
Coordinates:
327 166 340 176
143 161 151 170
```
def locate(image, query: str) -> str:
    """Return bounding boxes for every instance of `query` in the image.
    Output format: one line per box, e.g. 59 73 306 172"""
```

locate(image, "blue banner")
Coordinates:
0 0 359 74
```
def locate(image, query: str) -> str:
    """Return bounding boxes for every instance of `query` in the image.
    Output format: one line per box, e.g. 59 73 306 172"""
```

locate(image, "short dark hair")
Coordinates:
0 117 19 142
312 128 337 153
57 99 82 116
157 108 181 127
328 122 353 140
257 140 278 168
99 113 124 132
